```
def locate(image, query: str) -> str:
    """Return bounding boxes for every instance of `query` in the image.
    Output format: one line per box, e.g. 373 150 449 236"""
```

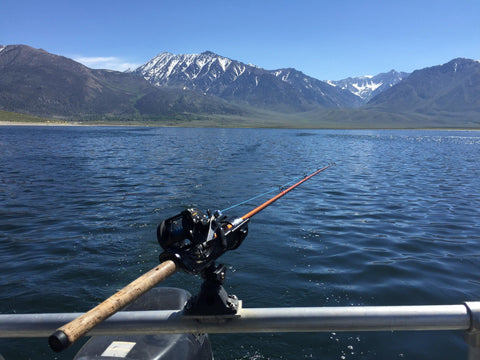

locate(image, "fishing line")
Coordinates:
220 166 331 213
220 177 301 213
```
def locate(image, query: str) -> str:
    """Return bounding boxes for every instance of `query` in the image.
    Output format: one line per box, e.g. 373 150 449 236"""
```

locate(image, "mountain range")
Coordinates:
1 44 479 128
132 51 363 111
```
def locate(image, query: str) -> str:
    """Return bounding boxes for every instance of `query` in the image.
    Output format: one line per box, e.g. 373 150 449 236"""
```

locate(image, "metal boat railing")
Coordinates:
1 302 479 359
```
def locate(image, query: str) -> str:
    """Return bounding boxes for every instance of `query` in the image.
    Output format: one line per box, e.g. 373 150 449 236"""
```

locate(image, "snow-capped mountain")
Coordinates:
133 51 362 111
135 51 242 88
327 70 410 102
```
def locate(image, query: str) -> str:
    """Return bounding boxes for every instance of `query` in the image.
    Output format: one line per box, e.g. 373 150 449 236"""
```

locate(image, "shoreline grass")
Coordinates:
1 109 479 130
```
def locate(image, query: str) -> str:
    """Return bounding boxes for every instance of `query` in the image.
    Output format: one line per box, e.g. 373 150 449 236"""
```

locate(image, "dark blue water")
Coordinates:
1 126 479 359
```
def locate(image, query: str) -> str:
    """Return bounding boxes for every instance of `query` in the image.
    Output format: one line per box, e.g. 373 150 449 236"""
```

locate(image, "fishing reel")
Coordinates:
157 208 248 274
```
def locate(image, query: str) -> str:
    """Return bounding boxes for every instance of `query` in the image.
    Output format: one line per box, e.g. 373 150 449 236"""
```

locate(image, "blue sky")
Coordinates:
2 0 479 80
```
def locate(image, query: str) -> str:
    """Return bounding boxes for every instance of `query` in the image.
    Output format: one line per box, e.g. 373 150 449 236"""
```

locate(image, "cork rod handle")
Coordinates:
48 260 178 352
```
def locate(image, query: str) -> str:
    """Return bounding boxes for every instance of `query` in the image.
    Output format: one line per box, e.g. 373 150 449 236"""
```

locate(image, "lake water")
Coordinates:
0 126 479 359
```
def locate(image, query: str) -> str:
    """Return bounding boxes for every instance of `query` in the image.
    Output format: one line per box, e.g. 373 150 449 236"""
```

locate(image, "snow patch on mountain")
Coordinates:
327 70 409 102
273 70 291 81
217 57 231 72
352 80 383 92
232 64 245 79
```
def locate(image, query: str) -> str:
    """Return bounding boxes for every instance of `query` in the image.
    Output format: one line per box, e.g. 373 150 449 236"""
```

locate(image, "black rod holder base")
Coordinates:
184 263 239 316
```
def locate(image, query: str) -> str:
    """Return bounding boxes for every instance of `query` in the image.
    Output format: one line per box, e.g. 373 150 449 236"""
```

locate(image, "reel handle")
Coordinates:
48 260 178 352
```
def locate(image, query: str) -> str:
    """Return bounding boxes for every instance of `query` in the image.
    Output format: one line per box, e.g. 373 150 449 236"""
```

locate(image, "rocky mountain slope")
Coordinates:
367 58 480 113
132 51 363 111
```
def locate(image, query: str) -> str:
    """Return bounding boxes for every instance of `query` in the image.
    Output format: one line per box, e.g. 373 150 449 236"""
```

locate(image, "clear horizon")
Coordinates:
2 0 479 80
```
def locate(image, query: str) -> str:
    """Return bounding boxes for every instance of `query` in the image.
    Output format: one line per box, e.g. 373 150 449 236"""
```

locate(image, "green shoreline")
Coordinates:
1 109 480 130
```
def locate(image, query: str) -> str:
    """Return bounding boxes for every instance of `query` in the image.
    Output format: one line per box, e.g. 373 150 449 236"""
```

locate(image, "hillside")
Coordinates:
368 58 480 114
0 45 242 119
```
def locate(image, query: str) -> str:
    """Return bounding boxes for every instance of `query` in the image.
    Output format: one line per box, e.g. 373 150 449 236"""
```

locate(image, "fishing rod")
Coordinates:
48 164 335 352
156 163 335 274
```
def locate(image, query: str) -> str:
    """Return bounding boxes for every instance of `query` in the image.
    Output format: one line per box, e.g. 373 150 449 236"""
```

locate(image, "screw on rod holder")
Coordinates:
184 263 239 316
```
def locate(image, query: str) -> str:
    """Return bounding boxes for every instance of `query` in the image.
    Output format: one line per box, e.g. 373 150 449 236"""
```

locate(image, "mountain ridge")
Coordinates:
367 58 480 113
0 45 242 119
132 51 363 111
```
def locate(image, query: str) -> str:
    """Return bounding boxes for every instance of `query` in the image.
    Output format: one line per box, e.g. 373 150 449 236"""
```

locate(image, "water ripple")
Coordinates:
1 128 480 359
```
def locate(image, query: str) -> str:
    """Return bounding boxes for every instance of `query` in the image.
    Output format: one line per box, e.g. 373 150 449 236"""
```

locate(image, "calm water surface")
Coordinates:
0 126 479 359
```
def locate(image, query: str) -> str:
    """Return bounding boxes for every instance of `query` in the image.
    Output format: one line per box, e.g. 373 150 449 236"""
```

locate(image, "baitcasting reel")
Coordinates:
157 208 248 274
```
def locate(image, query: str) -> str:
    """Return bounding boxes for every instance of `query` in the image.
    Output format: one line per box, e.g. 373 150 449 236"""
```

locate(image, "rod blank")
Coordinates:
240 164 334 220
